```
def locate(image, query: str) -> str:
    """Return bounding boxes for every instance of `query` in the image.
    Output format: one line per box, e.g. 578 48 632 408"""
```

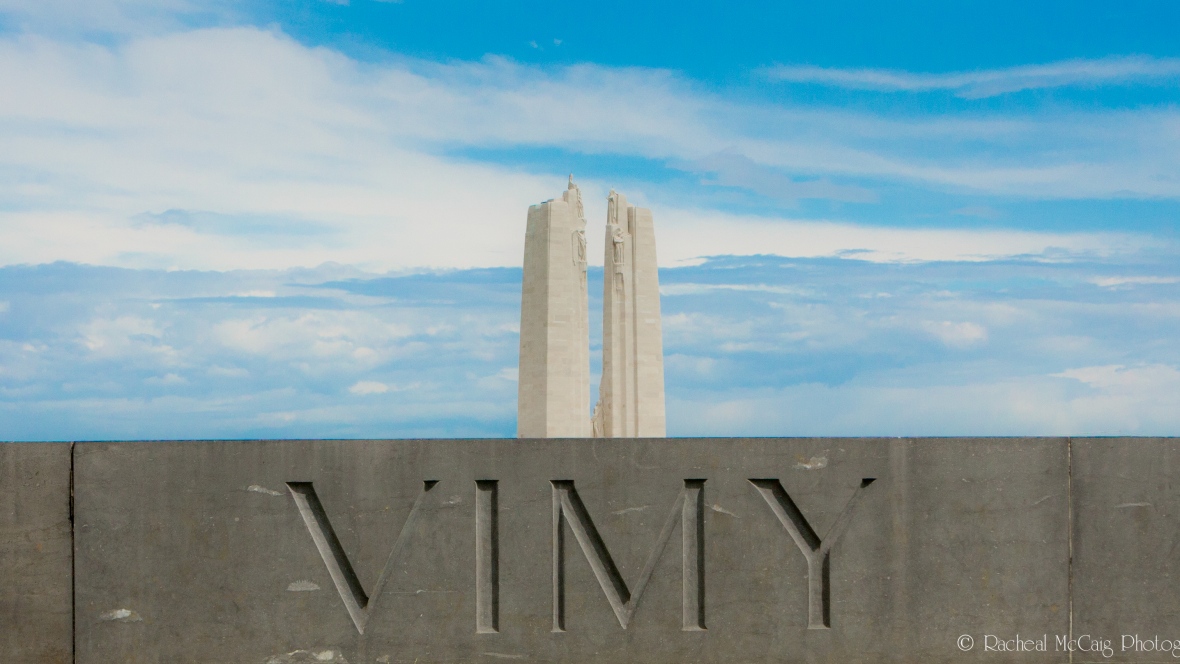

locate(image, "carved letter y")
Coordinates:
749 478 875 629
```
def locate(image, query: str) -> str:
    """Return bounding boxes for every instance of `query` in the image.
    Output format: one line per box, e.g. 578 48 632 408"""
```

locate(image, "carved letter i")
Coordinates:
476 480 500 633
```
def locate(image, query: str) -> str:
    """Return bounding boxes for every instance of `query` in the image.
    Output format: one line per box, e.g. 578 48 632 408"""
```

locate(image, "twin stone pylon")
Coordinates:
517 177 666 438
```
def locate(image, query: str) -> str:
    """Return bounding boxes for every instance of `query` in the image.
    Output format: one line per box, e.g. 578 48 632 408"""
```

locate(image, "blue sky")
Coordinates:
0 0 1178 439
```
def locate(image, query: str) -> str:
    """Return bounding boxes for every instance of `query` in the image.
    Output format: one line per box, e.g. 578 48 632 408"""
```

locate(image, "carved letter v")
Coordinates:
286 480 438 634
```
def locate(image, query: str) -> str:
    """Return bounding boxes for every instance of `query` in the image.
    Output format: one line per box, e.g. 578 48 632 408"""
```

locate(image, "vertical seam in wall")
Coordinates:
1067 436 1073 664
69 441 76 664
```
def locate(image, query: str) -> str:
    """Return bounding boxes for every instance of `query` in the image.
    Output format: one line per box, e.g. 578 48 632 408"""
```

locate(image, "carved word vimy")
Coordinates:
286 476 877 636
59 437 1115 663
518 177 666 438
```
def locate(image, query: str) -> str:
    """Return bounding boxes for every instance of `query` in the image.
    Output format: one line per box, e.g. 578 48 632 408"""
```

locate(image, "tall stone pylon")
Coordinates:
591 190 667 437
517 176 591 437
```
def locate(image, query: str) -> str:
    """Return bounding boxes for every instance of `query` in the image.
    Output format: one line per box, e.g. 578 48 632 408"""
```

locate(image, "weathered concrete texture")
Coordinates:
1072 437 1180 662
0 442 73 663
517 179 591 438
74 438 1069 663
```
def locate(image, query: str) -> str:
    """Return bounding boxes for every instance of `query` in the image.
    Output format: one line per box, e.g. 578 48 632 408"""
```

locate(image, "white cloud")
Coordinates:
686 150 877 203
922 321 989 348
665 354 717 376
660 283 811 296
1090 276 1180 288
658 209 1142 264
765 55 1180 98
80 315 176 361
212 313 409 369
207 365 248 378
661 311 761 346
145 372 186 386
1054 364 1180 393
670 367 1180 437
348 380 389 395
0 28 1176 272
2 258 1178 439
951 205 1001 219
0 29 564 270
1047 364 1180 432
0 0 237 37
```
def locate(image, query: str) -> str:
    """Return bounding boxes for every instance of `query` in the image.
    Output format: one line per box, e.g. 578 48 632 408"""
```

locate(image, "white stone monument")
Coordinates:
517 178 666 438
591 190 666 437
517 176 592 437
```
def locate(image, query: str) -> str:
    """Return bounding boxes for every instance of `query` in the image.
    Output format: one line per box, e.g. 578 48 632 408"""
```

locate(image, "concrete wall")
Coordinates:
3 438 1180 663
0 442 72 663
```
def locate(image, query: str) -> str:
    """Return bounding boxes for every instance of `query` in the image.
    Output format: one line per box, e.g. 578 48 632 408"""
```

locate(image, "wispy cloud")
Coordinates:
1 28 1178 272
349 380 391 395
951 205 1002 220
0 0 239 37
657 208 1147 264
0 263 523 439
3 257 1178 439
1090 276 1180 288
765 55 1180 98
682 150 877 204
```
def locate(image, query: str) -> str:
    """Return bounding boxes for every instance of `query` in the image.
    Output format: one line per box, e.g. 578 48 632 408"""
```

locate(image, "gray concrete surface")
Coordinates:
5 437 1175 662
72 438 1071 663
0 442 73 664
1072 437 1180 663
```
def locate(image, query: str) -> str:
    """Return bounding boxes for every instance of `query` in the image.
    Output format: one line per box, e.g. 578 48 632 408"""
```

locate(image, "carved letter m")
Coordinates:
551 479 705 632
